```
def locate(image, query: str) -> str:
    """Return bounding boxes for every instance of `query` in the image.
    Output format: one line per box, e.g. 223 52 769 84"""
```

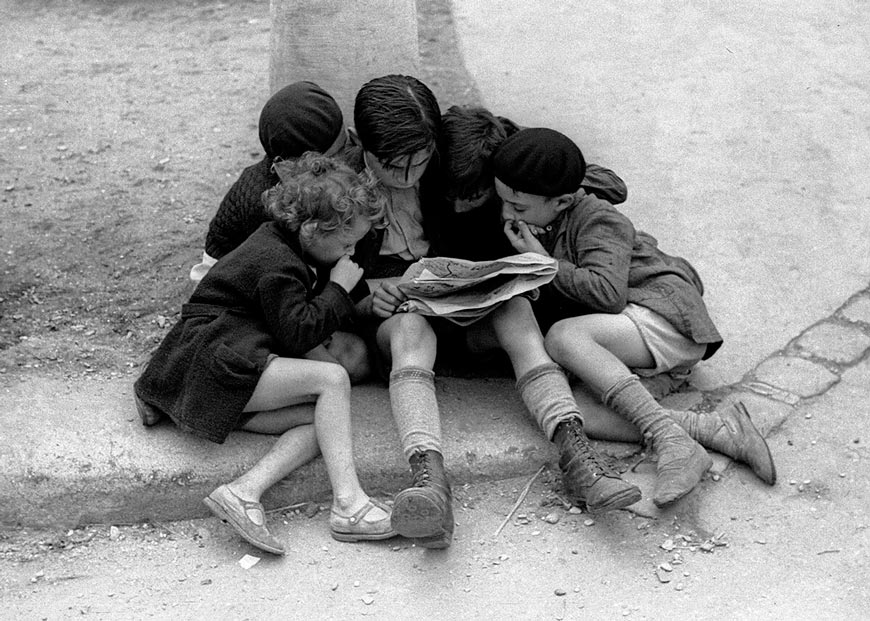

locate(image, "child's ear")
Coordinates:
347 127 362 148
300 220 319 238
552 193 575 212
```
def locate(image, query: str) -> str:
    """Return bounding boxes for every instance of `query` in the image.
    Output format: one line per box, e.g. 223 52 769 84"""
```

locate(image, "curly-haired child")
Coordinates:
134 153 394 554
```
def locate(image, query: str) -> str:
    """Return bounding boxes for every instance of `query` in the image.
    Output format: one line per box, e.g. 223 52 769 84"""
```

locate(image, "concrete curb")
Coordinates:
3 286 868 528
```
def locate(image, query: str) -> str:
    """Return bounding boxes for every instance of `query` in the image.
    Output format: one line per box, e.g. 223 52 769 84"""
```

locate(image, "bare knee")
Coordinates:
378 313 437 367
318 362 352 396
545 318 593 362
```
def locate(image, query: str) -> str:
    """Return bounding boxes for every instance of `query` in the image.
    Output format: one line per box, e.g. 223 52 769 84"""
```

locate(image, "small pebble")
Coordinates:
545 512 561 524
554 588 566 596
583 519 595 527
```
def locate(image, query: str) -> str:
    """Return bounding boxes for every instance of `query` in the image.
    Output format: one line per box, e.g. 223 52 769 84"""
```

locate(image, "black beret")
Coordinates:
492 127 586 196
258 81 343 159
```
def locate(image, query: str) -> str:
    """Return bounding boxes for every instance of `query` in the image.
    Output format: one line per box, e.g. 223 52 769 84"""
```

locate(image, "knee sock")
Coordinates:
602 374 673 440
516 363 582 441
389 366 442 460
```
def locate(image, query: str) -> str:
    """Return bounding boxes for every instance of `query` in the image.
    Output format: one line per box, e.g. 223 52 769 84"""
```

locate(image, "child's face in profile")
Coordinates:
365 145 434 189
495 178 561 229
302 216 370 267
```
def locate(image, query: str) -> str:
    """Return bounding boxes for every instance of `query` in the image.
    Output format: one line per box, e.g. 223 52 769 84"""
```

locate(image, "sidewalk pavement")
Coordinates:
2 287 867 528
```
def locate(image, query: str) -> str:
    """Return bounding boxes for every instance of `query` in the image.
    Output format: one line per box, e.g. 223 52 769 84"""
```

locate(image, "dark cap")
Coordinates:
258 81 344 159
492 127 586 197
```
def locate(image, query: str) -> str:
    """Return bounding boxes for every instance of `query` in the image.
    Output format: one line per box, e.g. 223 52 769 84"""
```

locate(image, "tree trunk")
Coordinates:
269 0 420 122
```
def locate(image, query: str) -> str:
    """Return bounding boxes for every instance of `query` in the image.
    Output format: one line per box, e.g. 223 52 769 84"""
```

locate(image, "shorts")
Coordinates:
622 303 707 378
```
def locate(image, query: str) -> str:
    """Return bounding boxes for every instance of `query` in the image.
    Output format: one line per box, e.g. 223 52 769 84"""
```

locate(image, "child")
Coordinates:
342 74 457 548
192 81 348 279
342 74 443 279
492 128 775 506
134 154 394 554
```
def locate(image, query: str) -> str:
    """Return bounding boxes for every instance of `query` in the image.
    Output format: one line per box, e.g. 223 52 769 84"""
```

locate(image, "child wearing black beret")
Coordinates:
492 128 775 507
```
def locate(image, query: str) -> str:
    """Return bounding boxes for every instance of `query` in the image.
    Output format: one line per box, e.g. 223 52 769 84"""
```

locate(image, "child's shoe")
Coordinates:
554 418 642 512
203 485 285 555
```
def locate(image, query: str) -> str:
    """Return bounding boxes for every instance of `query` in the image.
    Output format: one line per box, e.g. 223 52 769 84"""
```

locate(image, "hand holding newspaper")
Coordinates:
395 253 558 325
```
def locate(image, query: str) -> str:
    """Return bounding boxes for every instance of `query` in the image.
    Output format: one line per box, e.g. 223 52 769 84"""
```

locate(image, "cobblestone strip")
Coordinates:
695 286 870 437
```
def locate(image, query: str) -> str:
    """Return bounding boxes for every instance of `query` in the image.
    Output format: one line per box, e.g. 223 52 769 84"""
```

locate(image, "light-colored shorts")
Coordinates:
622 303 707 378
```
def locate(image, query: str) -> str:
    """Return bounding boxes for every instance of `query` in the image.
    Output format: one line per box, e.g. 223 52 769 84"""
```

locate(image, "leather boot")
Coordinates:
555 418 642 512
669 401 776 485
604 376 712 507
391 450 453 549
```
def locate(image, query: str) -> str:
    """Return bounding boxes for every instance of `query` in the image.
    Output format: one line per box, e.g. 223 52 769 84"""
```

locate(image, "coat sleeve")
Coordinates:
580 163 628 205
204 160 274 259
549 204 635 314
256 270 356 356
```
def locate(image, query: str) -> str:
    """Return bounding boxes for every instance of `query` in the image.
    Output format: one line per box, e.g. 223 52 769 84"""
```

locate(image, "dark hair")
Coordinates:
440 106 508 199
264 153 386 243
353 74 441 163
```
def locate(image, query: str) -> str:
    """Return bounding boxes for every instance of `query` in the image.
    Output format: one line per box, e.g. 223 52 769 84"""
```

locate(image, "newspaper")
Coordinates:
396 253 558 325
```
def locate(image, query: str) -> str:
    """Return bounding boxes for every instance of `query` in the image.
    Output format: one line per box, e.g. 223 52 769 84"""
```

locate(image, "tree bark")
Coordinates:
269 0 420 122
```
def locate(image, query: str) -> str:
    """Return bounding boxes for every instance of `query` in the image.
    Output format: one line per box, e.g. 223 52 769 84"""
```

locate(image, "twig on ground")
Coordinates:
494 464 546 538
266 501 310 515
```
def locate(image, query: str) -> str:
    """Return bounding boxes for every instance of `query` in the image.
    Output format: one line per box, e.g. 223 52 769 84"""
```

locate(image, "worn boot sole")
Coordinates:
585 483 643 513
391 488 447 539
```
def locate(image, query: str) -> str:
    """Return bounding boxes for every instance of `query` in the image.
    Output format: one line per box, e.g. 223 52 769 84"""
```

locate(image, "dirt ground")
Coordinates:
0 0 479 383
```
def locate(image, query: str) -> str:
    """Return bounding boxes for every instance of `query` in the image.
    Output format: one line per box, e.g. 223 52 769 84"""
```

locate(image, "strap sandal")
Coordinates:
330 498 397 543
203 485 285 555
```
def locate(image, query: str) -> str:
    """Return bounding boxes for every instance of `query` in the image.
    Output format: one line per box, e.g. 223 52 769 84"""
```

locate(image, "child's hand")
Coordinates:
503 220 549 256
329 255 363 292
372 281 407 318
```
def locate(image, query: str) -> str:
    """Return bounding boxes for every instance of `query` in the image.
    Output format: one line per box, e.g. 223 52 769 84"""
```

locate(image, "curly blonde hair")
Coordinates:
263 153 386 243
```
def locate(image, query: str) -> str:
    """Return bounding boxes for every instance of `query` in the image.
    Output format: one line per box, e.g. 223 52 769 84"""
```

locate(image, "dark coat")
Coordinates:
135 222 358 443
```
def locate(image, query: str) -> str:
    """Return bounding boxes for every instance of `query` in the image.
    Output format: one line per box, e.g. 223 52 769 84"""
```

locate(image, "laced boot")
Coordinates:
391 450 453 548
604 376 712 507
668 401 776 484
554 418 642 512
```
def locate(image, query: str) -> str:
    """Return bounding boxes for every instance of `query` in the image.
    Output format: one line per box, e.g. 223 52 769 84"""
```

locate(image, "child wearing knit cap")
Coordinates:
492 128 775 507
191 81 348 281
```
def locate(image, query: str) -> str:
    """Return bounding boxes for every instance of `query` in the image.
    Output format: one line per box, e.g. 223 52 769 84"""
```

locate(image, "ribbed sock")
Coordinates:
389 366 442 460
516 363 582 441
601 374 670 438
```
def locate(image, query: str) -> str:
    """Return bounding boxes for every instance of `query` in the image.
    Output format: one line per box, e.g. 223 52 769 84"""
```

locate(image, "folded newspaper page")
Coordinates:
396 253 558 325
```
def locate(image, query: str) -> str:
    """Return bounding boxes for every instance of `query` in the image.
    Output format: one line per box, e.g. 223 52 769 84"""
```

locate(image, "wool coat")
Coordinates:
135 222 360 443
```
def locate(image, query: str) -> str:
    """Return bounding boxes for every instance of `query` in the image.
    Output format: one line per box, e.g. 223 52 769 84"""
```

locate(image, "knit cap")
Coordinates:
258 81 344 159
492 127 586 197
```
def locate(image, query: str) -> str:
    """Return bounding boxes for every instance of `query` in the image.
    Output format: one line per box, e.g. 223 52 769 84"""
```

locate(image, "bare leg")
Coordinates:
547 315 711 506
228 358 385 520
377 313 452 547
545 313 655 394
